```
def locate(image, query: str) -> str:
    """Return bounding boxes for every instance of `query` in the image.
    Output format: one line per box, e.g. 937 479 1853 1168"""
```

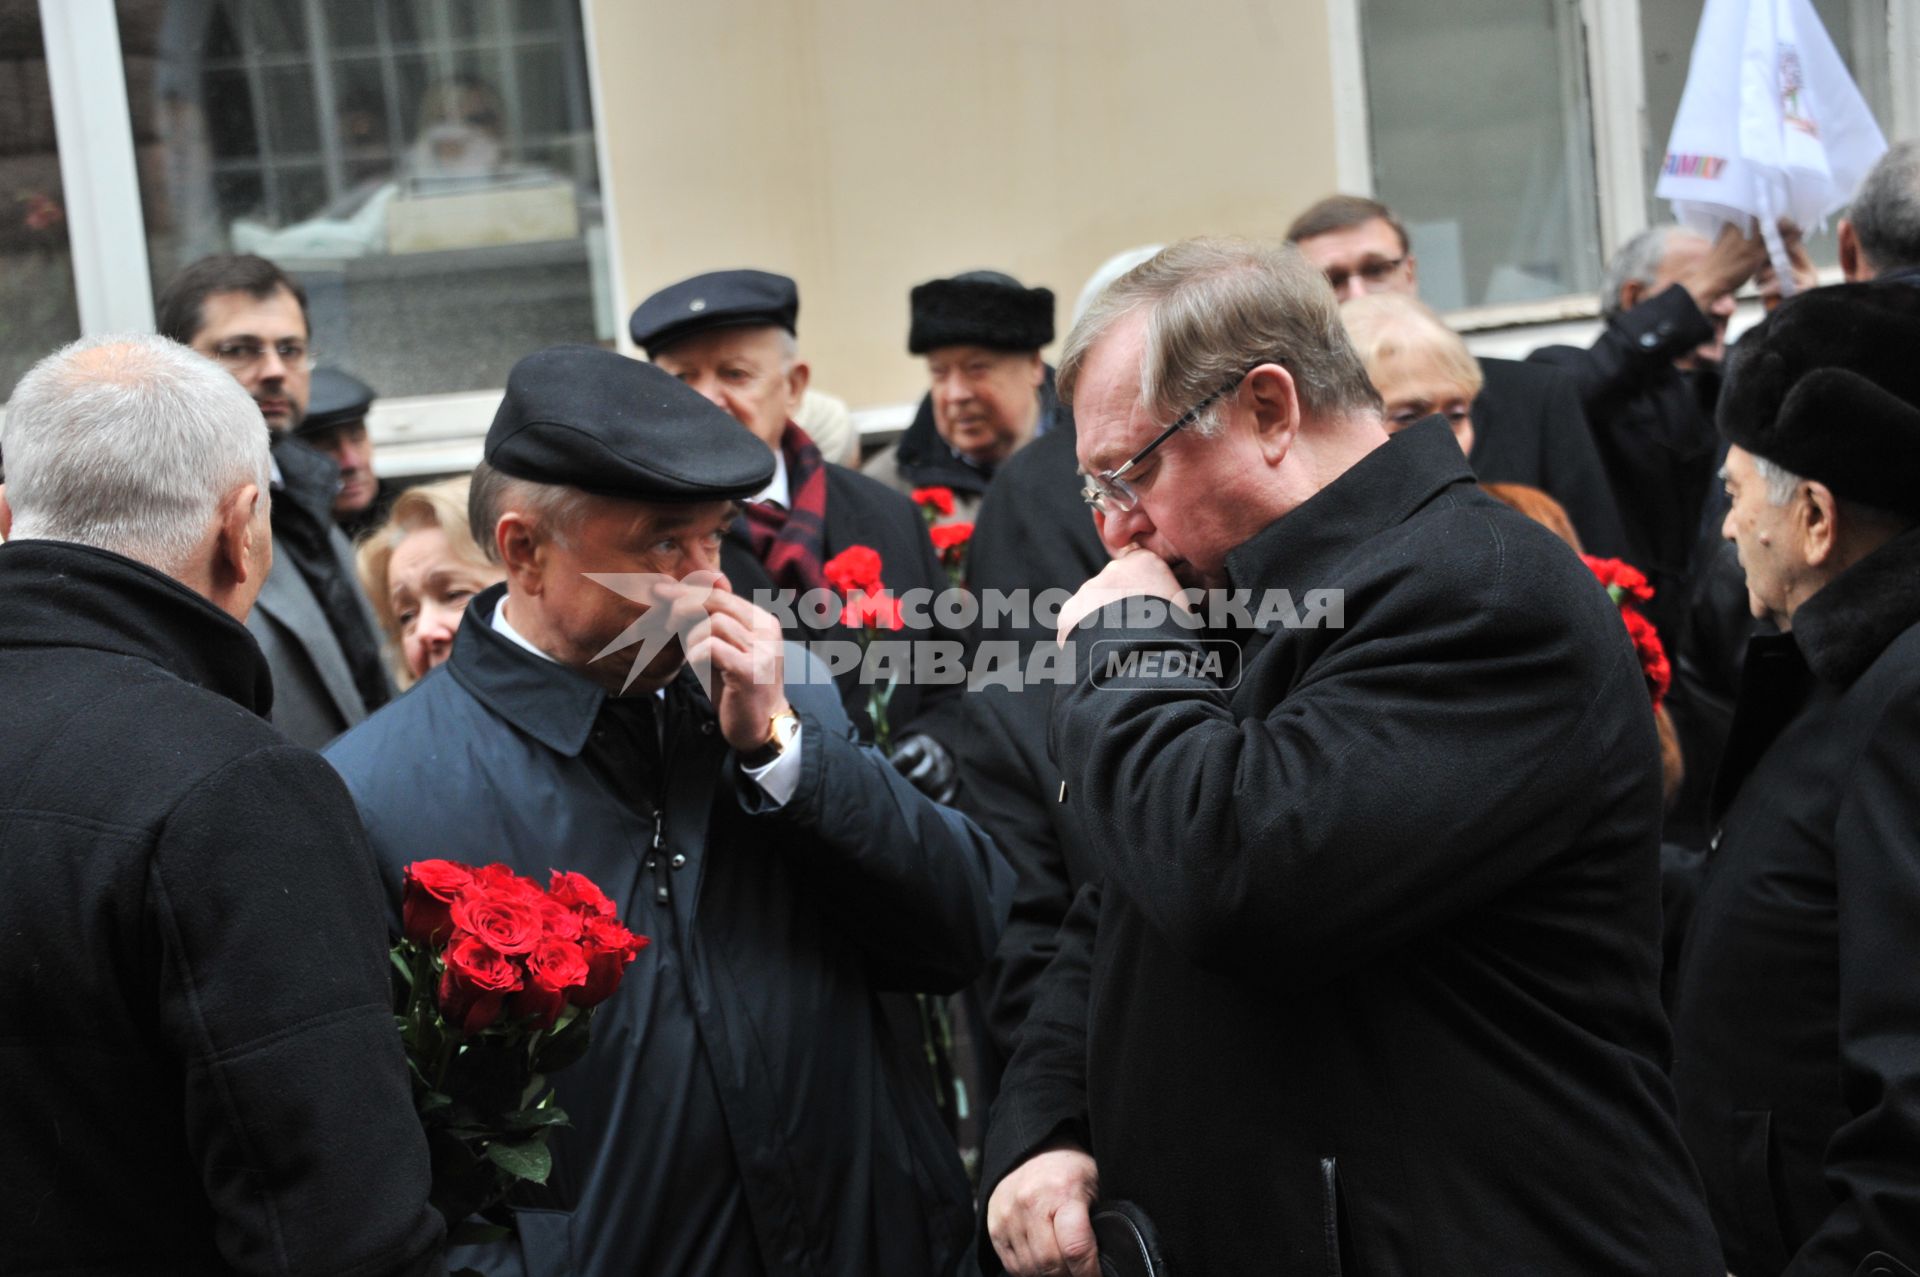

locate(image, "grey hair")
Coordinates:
1750 453 1805 506
1059 237 1383 441
1601 224 1700 319
467 459 592 563
1847 139 1920 275
2 334 270 575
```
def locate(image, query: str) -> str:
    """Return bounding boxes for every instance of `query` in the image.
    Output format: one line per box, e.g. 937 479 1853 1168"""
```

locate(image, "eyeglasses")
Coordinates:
209 339 314 373
1323 256 1408 294
1080 365 1259 515
1387 403 1472 431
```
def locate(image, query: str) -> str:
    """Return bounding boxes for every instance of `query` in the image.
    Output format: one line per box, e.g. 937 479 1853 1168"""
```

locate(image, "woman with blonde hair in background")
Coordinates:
356 476 503 687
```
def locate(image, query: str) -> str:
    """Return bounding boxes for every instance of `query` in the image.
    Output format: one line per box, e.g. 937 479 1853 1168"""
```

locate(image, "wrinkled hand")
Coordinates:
988 1145 1101 1277
888 732 958 804
1684 221 1769 314
681 575 789 751
1056 546 1185 645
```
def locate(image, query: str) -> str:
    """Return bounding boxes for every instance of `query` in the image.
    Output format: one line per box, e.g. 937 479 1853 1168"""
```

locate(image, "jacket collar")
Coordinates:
269 431 342 525
1224 416 1476 595
1787 523 1920 688
0 539 274 715
448 584 715 757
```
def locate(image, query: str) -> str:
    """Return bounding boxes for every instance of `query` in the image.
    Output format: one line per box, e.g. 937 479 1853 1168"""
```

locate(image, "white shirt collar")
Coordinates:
491 595 557 663
748 446 790 509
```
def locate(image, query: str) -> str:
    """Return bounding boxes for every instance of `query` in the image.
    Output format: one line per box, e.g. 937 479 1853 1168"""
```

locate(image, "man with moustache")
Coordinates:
325 345 1010 1277
157 253 391 746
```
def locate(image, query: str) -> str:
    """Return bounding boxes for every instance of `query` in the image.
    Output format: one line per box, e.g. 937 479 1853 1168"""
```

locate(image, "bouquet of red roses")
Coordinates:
394 860 647 1243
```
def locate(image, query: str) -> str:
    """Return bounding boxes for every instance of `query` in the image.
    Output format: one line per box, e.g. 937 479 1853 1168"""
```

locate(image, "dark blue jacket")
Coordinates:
326 586 1011 1276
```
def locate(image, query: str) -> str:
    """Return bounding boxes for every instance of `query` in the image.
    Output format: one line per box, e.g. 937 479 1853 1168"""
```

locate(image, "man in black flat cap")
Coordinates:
296 366 395 540
324 345 1011 1277
1669 283 1920 1277
629 268 969 799
864 270 1060 524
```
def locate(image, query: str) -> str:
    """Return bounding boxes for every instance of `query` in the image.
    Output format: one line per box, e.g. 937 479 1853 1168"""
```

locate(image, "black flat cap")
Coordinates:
485 345 774 502
1719 282 1920 518
629 269 799 357
908 269 1054 354
296 367 375 437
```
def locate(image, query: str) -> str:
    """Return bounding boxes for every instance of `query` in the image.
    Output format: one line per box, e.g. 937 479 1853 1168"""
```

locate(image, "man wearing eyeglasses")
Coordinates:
1285 195 1628 563
981 238 1721 1277
158 253 392 747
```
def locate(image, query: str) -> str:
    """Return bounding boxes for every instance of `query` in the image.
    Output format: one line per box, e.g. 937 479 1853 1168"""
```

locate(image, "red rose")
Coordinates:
575 916 649 1007
911 486 956 517
469 862 546 902
548 869 616 918
824 545 884 596
438 934 524 1034
541 897 586 941
451 890 545 956
929 522 974 554
511 936 591 1029
841 590 905 632
401 859 473 945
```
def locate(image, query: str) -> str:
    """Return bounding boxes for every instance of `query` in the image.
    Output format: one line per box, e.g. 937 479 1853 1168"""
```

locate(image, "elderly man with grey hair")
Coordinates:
1840 138 1920 284
1528 222 1770 650
982 238 1721 1277
0 335 445 1275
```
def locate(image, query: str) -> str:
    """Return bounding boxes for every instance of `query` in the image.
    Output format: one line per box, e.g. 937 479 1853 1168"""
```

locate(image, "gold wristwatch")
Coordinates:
740 707 800 769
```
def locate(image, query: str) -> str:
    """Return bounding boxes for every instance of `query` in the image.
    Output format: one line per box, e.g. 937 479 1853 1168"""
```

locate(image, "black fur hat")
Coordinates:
907 270 1054 354
1719 282 1920 517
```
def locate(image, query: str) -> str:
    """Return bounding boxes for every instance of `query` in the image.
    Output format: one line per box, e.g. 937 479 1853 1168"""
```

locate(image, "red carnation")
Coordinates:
575 916 649 1008
549 869 616 918
841 590 905 631
1581 554 1655 605
929 522 973 553
402 859 473 945
512 936 591 1029
438 934 524 1034
451 890 545 956
824 545 884 596
1621 606 1672 707
911 486 956 517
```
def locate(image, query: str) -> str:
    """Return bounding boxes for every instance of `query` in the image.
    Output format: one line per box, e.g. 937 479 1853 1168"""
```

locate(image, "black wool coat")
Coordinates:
0 541 443 1276
721 459 970 747
1470 355 1631 557
325 590 1012 1277
1528 284 1724 648
965 412 1107 648
983 421 1722 1276
1670 527 1920 1277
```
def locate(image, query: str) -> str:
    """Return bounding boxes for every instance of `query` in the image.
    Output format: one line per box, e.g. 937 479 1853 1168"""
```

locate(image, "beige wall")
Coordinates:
586 0 1343 410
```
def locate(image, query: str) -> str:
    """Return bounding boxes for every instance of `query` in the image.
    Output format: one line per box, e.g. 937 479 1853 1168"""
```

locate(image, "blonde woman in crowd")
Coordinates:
355 476 503 687
1340 290 1481 456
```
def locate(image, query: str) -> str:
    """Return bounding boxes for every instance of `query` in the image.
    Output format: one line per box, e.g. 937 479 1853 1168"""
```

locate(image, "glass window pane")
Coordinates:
0 7 81 398
121 0 611 398
1641 0 1891 266
1361 0 1603 310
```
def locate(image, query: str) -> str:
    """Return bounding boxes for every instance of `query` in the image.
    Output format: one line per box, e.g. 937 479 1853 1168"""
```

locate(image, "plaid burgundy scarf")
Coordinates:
743 422 832 595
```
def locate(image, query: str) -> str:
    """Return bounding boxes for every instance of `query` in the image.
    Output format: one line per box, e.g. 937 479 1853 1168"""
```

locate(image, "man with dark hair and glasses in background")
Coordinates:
981 238 1721 1277
158 253 392 747
1285 194 1628 561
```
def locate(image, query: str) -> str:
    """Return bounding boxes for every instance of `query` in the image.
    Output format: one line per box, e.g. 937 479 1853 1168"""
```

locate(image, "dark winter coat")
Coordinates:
1470 355 1630 556
1528 284 1724 648
721 460 970 747
0 540 443 1276
1670 527 1920 1277
324 588 1011 1277
983 420 1721 1276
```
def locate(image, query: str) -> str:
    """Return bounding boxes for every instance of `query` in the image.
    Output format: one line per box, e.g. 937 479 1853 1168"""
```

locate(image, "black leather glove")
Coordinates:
888 732 958 804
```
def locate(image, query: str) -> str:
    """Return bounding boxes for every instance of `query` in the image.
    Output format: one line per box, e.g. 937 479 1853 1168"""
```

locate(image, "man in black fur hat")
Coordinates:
864 270 1059 523
1669 282 1920 1277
